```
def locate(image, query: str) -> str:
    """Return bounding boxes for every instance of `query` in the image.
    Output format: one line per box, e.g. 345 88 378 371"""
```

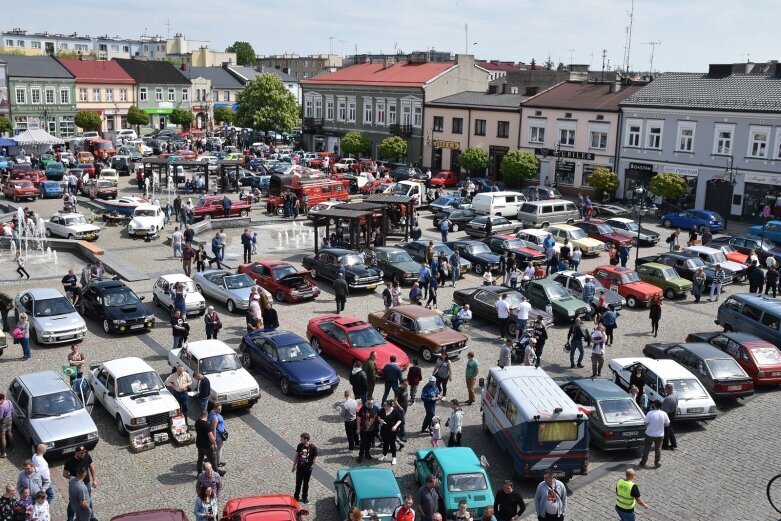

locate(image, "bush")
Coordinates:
459 147 489 176
500 151 538 187
587 168 619 198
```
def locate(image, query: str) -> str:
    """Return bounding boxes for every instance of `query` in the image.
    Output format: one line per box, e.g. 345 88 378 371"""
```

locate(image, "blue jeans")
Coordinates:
198 398 209 413
173 335 185 351
571 259 580 270
515 318 527 336
421 400 436 431
615 506 636 521
173 243 182 258
570 339 584 366
451 268 460 286
20 337 30 358
710 281 721 300
440 231 448 243
173 389 189 416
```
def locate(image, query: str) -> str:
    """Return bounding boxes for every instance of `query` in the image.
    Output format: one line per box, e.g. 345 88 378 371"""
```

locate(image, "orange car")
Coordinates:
591 264 662 308
3 180 39 201
707 243 749 265
221 495 308 521
77 151 95 163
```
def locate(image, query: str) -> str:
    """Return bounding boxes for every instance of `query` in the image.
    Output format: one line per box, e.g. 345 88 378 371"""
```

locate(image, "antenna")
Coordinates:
327 36 335 55
566 49 575 70
465 23 468 55
641 41 661 78
601 49 607 83
165 18 172 39
622 0 635 73
338 40 347 57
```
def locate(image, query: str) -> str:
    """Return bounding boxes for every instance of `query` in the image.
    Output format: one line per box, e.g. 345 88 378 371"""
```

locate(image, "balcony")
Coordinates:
389 123 413 137
302 117 323 134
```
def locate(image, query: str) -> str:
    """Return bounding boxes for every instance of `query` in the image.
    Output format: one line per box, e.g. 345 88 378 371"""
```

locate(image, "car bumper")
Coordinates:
108 321 155 333
674 412 717 422
128 229 160 238
293 381 340 395
286 289 321 301
347 279 382 289
37 329 88 344
218 397 259 409
48 439 99 458
598 437 646 451
185 304 206 315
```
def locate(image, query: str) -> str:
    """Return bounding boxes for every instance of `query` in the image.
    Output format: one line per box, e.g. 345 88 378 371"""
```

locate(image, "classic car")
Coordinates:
85 357 180 435
429 170 460 188
637 253 732 288
77 162 96 177
396 241 471 274
547 224 605 255
515 229 558 252
521 279 590 324
334 157 358 173
11 169 47 187
193 270 271 313
641 342 754 399
97 168 120 186
590 265 663 308
7 371 99 457
414 448 494 518
193 195 252 220
152 274 207 316
550 270 626 311
306 315 409 374
429 195 467 213
168 339 260 409
221 495 308 521
335 468 403 521
60 153 76 167
589 203 631 217
558 378 646 450
39 180 63 198
520 185 561 200
452 286 553 335
465 215 518 238
710 235 781 265
239 260 320 302
660 209 725 233
446 240 501 275
77 151 95 163
575 220 636 248
81 179 118 199
704 242 748 265
14 288 88 344
604 217 660 246
482 234 547 265
3 179 39 201
127 204 165 239
110 510 189 521
634 262 693 299
368 305 468 362
684 331 781 386
80 279 155 334
305 200 342 219
44 161 66 181
39 153 58 167
681 246 747 281
239 329 339 395
45 212 101 240
432 207 477 232
302 248 383 289
373 247 420 285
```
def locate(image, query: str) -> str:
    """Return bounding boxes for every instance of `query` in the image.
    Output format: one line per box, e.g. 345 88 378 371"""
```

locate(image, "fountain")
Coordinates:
284 230 290 244
277 233 283 249
53 251 58 264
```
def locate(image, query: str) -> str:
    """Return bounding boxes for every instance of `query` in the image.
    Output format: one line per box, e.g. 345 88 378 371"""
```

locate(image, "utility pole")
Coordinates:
464 23 468 55
327 36 335 55
567 49 575 70
165 19 172 39
642 41 662 78
601 49 607 83
622 0 635 74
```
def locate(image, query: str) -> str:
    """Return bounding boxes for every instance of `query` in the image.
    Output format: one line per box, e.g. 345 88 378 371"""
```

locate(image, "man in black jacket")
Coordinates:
333 273 349 314
382 282 393 310
194 373 211 413
241 228 252 263
494 480 526 521
349 360 369 404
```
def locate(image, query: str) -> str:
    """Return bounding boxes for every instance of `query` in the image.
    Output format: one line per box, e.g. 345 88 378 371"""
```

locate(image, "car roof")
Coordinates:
185 340 235 358
159 274 194 283
685 245 719 253
16 371 70 395
715 331 769 345
23 288 66 299
676 342 735 360
464 285 521 296
606 217 632 223
320 248 357 256
612 357 697 378
726 293 781 310
597 265 634 274
332 317 372 329
419 447 481 474
531 278 556 286
518 229 551 236
340 467 401 497
91 280 127 291
641 263 672 270
386 304 441 318
547 224 577 231
247 330 304 346
488 366 583 421
101 357 156 378
567 377 632 399
375 247 407 254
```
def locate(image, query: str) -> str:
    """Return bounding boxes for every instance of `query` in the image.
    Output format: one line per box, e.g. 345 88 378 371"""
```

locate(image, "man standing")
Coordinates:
661 384 678 451
408 282 423 305
709 264 725 301
63 446 97 521
381 355 403 403
356 398 377 462
196 462 222 500
333 273 349 314
183 224 195 244
292 433 317 505
419 262 431 300
221 195 232 218
407 359 423 404
17 460 47 498
382 282 393 310
464 352 479 405
67 467 91 521
349 360 369 405
173 194 182 224
615 468 649 521
208 403 227 470
209 233 223 269
566 317 589 369
439 216 451 243
171 310 188 350
194 373 211 414
420 376 441 432
495 293 510 340
392 495 415 521
339 390 358 453
449 250 461 288
414 474 439 521
171 228 184 258
182 242 195 277
32 444 54 503
241 228 252 263
0 392 13 458
364 351 378 400
498 339 512 369
204 306 222 340
534 469 567 521
494 480 526 521
195 410 220 475
165 365 193 422
639 400 670 469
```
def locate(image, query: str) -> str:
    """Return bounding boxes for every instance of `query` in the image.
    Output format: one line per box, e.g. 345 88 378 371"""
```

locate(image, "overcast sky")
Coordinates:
9 0 776 72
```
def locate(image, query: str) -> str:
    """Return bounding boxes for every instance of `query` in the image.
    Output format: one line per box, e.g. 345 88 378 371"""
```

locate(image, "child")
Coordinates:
251 232 258 255
509 265 518 289
17 486 31 521
15 252 30 279
430 416 442 447
30 492 49 521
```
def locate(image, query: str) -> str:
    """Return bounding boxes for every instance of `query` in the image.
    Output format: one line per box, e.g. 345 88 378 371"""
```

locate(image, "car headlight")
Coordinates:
42 331 52 336
145 315 155 322
44 441 56 449
136 417 147 425
112 320 126 325
757 371 766 377
170 409 181 417
86 432 98 440
240 300 249 306
378 270 384 278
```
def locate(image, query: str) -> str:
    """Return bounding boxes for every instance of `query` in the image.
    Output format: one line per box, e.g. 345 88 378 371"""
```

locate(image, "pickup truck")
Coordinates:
637 253 733 288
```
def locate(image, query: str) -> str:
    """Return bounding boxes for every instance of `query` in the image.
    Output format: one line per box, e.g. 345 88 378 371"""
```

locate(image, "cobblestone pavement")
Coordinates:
0 189 779 521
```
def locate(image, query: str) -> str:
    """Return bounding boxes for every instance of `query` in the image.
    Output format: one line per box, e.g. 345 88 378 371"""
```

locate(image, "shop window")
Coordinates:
433 116 443 132
646 122 663 149
749 127 769 158
676 123 695 152
474 119 486 136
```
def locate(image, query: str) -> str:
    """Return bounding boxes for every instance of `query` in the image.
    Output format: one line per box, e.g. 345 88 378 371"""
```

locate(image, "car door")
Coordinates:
9 380 31 440
383 311 406 345
643 368 661 401
91 367 113 414
326 326 352 366
255 339 282 379
473 289 498 319
251 263 273 290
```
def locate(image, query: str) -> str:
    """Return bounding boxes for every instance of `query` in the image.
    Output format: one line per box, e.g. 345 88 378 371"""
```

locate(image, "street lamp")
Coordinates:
723 154 738 231
553 140 562 188
633 186 652 267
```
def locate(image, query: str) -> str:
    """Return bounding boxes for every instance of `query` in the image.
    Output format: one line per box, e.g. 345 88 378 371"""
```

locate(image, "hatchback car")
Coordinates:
522 278 590 324
634 262 693 300
591 265 663 308
239 260 320 302
576 220 635 248
432 207 477 232
152 274 207 316
685 331 781 386
221 495 308 521
446 240 501 274
14 288 87 344
604 217 660 246
521 185 561 200
39 180 63 199
80 279 155 334
550 271 625 311
335 467 403 521
429 195 467 213
660 209 724 233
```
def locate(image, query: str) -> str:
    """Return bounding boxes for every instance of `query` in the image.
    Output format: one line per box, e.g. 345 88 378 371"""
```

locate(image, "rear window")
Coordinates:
538 421 578 442
706 358 747 379
667 378 709 399
598 398 645 424
752 346 781 365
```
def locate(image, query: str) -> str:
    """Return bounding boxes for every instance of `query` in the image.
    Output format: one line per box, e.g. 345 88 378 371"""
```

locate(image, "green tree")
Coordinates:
459 147 489 176
226 41 257 66
530 58 536 69
126 105 149 134
500 150 538 187
235 74 299 133
649 172 688 202
544 57 554 70
341 131 371 156
379 136 408 162
587 168 620 197
0 116 13 135
170 108 194 129
74 111 103 132
213 107 235 125
556 62 566 71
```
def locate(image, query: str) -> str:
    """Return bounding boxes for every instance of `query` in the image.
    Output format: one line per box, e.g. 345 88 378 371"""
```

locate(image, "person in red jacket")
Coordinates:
407 359 422 404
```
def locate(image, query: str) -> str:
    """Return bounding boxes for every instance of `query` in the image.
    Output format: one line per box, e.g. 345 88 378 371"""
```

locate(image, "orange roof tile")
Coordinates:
301 61 454 88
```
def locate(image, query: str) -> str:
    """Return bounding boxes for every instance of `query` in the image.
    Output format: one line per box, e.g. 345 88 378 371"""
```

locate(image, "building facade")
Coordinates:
93 35 134 60
114 59 191 131
0 29 92 57
256 54 342 80
166 35 236 68
0 60 9 120
186 66 244 129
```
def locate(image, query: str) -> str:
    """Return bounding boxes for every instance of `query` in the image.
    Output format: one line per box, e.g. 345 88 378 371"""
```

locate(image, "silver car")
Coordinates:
14 288 87 344
465 215 519 238
193 270 270 313
8 371 99 457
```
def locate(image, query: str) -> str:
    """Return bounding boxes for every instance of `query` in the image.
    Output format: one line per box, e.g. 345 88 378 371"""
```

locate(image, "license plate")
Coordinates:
366 285 377 290
316 385 330 391
728 385 742 391
687 408 703 413
550 470 566 478
622 431 639 437
130 324 144 330
62 446 76 454
57 335 75 340
231 399 248 407
772 372 781 377
150 424 168 432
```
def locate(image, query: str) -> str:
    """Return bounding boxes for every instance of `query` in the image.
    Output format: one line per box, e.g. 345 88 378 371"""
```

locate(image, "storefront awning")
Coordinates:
144 108 174 115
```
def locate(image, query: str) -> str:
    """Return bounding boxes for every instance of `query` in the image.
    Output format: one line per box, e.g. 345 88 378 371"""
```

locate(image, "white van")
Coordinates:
472 191 527 218
517 200 580 228
114 129 138 145
609 357 717 421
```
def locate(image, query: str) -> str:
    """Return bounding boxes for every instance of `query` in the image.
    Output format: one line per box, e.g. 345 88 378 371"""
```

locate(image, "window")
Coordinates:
625 119 642 147
590 130 608 149
181 88 189 101
5 40 13 47
676 122 695 152
45 88 55 104
17 40 25 48
45 116 56 133
326 99 334 121
31 41 41 49
92 88 101 102
105 89 113 102
347 100 356 122
337 98 346 122
31 88 41 104
474 119 486 136
155 88 163 101
123 45 129 53
538 422 578 442
559 128 575 147
75 44 88 52
387 103 396 125
13 116 27 131
168 88 176 102
375 100 385 125
433 116 443 132
314 97 322 118
413 105 422 128
497 121 510 138
646 122 663 149
59 43 68 50
140 87 148 102
529 124 546 143
60 89 69 104
79 88 88 102
748 126 770 158
111 44 119 52
223 91 230 102
401 103 411 125
363 100 372 124
452 117 463 134
98 44 107 52
304 98 313 118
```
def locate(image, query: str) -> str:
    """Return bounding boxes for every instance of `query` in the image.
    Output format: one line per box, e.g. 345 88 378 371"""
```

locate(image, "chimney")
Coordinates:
383 56 395 69
610 82 621 93
180 62 187 71
707 64 732 78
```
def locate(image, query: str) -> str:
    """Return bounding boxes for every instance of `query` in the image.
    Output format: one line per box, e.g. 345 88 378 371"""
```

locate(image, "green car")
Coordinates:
635 262 692 299
374 246 420 285
39 153 57 167
335 467 403 521
522 278 590 324
414 447 494 518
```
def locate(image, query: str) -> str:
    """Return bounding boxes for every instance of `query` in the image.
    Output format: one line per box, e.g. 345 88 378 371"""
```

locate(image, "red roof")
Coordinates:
477 61 523 72
58 58 135 84
301 61 454 88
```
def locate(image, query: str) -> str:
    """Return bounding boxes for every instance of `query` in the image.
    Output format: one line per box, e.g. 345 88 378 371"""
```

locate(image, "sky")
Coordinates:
8 0 778 72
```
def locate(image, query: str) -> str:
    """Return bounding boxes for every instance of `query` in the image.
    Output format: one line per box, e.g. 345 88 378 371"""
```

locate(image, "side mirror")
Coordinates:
139 296 146 301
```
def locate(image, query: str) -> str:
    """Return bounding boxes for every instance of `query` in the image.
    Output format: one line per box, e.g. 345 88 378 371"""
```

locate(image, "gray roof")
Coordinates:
0 54 74 79
427 91 525 110
186 66 243 89
227 65 298 84
258 66 298 83
621 72 781 112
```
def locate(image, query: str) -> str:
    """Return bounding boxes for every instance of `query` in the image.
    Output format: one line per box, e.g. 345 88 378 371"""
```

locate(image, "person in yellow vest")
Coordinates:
615 468 649 521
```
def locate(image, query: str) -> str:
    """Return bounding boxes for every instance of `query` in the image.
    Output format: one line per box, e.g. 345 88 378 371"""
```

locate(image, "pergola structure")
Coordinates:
139 157 245 193
309 201 388 254
364 194 416 238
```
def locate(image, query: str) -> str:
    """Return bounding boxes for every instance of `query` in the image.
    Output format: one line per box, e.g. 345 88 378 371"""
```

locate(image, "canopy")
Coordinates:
13 129 64 146
0 138 16 147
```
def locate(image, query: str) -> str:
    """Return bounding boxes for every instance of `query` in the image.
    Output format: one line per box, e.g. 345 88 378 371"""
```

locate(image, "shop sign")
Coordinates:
433 140 461 150
664 166 699 177
535 148 595 161
628 162 653 172
745 173 781 186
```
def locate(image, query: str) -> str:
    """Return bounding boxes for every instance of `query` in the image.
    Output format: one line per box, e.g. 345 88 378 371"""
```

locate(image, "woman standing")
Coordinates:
432 352 452 397
692 267 706 303
67 344 86 385
649 294 662 337
425 279 437 309
628 366 646 407
446 399 463 447
16 313 31 360
377 400 402 465
437 252 449 287
532 315 547 368
608 245 619 266
391 281 402 307
172 282 188 316
194 486 218 521
204 306 222 339
570 247 582 271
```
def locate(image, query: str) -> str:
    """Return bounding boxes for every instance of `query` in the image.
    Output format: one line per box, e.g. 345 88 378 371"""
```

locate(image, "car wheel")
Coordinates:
275 290 286 303
44 228 52 238
541 222 549 228
116 415 128 436
421 347 434 362
723 323 734 332
276 207 284 217
508 322 517 337
626 295 638 308
240 209 249 217
67 234 75 240
566 219 575 224
152 295 159 306
310 269 318 279
451 223 460 232
195 284 203 293
204 214 211 221
664 288 676 300
663 219 673 228
474 263 485 275
103 320 112 333
280 377 291 396
227 299 236 313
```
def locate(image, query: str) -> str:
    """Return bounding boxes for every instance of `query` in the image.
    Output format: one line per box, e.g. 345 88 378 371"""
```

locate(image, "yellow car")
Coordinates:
224 152 244 161
546 224 605 256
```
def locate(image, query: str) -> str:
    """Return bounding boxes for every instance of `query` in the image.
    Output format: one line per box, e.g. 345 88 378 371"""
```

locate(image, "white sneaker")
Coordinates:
392 457 397 465
341 448 352 453
378 455 386 461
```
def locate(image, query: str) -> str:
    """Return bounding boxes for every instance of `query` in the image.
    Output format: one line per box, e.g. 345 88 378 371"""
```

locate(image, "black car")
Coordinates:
452 286 553 336
396 240 471 274
446 240 501 275
709 235 781 265
302 248 383 290
432 208 477 232
388 166 422 182
520 186 562 200
637 252 732 287
374 247 420 285
80 279 155 334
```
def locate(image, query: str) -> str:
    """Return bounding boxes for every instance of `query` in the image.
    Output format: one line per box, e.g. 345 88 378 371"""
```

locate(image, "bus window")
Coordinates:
496 388 508 413
538 422 578 443
506 400 518 424
486 376 496 398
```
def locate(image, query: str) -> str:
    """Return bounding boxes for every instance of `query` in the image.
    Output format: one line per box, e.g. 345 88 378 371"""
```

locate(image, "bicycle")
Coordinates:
767 472 781 514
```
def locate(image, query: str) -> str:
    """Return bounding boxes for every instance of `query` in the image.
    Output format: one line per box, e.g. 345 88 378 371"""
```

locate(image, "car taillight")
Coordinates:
582 458 589 474
604 430 615 440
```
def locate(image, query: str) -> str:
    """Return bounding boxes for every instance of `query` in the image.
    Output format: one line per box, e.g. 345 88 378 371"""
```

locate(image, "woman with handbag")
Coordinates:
14 313 31 360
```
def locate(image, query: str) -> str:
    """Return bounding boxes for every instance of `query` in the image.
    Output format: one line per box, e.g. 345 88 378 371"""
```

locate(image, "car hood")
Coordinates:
604 232 632 242
278 272 311 286
469 252 501 263
573 237 604 247
638 227 659 238
387 261 420 274
34 312 85 331
225 287 253 301
118 391 180 415
552 296 588 310
719 260 746 273
623 282 662 295
208 368 259 394
104 303 148 319
346 265 381 277
281 356 338 382
663 276 693 288
30 409 97 443
129 217 161 227
420 328 468 344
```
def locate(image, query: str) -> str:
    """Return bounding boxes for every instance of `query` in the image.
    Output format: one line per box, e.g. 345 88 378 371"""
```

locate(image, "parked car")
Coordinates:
452 286 553 335
550 270 625 311
590 265 663 308
302 248 383 290
414 448 494 518
521 278 590 324
637 252 732 288
334 157 358 173
465 215 518 238
81 279 155 334
127 204 165 239
3 179 38 201
747 220 781 244
39 180 63 199
7 371 99 457
429 195 467 213
515 229 558 253
590 204 631 218
97 168 119 186
85 357 180 435
634 262 693 299
81 179 118 199
368 305 468 362
681 246 747 281
14 288 88 344
660 209 725 233
334 467 402 521
432 207 477 232
547 224 605 256
710 235 781 265
685 331 781 386
520 185 561 200
44 161 65 181
373 247 420 285
110 510 189 521
482 234 547 265
429 170 460 188
700 242 748 265
576 220 636 248
396 241 471 274
221 495 308 521
239 260 320 302
151 274 206 316
193 270 270 313
446 240 501 275
193 195 252 220
604 217 660 245
45 212 100 240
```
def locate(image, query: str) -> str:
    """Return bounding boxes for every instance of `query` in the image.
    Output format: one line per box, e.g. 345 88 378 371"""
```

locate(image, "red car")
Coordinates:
306 315 410 375
111 510 189 521
685 331 781 386
3 180 39 201
221 495 308 521
238 260 320 303
11 170 47 188
576 221 636 248
78 162 96 177
483 234 547 265
591 264 662 308
193 195 252 220
429 170 459 188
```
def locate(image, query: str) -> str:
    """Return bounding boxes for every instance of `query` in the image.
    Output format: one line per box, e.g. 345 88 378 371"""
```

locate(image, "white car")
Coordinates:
334 157 358 172
97 168 119 186
126 139 152 156
167 340 260 409
14 288 88 345
86 357 181 435
45 212 101 240
114 129 139 146
60 153 76 167
152 274 206 316
127 204 165 239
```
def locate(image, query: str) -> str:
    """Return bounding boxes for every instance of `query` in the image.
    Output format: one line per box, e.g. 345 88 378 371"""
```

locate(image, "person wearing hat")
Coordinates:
420 375 441 433
62 446 97 521
204 307 222 340
524 338 538 366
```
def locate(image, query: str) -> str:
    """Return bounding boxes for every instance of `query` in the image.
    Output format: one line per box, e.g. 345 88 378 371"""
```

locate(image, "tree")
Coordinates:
378 136 407 162
213 107 235 125
500 151 538 187
649 172 688 202
556 62 566 71
74 111 103 132
170 108 194 129
235 74 299 133
126 105 149 134
587 168 620 197
459 147 489 176
226 41 256 66
0 116 12 135
544 57 554 70
530 58 537 69
340 131 371 156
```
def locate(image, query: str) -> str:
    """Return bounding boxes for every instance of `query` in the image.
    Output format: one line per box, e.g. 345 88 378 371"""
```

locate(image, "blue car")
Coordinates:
238 329 339 395
39 180 64 198
429 195 466 213
660 209 724 233
748 220 781 244
44 162 66 181
446 240 501 275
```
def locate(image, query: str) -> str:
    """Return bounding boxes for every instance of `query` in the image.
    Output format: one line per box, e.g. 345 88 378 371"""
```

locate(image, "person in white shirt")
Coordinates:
639 400 670 469
590 324 607 377
495 294 511 339
482 270 495 286
767 254 778 270
451 305 472 331
31 444 53 503
514 296 532 340
570 247 583 271
522 263 535 288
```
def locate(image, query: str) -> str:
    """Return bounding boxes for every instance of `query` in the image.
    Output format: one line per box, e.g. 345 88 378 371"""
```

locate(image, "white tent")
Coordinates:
13 128 64 146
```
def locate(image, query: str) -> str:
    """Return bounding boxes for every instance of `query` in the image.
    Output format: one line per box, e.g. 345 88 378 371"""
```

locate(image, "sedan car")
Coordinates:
221 495 308 521
193 195 252 220
709 235 781 265
39 180 63 199
45 212 101 240
521 185 561 200
193 270 270 313
396 241 471 275
704 243 748 265
152 274 207 316
3 179 39 201
465 215 518 238
14 288 88 344
660 209 725 233
432 207 477 232
590 204 631 218
452 286 553 336
685 331 781 386
550 271 625 312
81 279 155 334
483 234 547 265
302 248 383 289
590 265 663 308
127 204 165 239
373 247 420 285
634 262 693 300
576 220 636 247
547 224 605 255
81 179 118 199
446 240 501 275
429 170 460 188
682 246 746 281
604 217 660 246
44 161 66 181
335 468 402 521
239 260 320 302
239 329 339 395
305 200 341 219
429 195 467 213
522 279 590 324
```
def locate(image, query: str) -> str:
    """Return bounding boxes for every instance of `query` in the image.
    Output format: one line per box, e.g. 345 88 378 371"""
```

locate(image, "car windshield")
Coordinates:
387 251 415 263
706 358 747 379
719 245 737 253
416 314 446 332
685 258 706 269
447 473 488 492
390 184 411 195
64 216 88 225
225 274 254 290
33 297 74 317
710 252 727 263
598 398 645 424
134 209 157 217
433 244 455 256
762 238 777 248
358 498 401 516
117 371 165 396
620 272 641 283
505 239 529 250
347 327 387 348
751 346 781 365
545 285 571 299
199 353 242 374
341 254 364 266
271 266 298 280
431 197 452 206
31 390 83 417
622 221 639 231
568 228 587 239
104 290 142 307
660 267 678 279
595 224 613 234
16 181 33 188
667 378 709 399
467 243 492 255
277 341 317 362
